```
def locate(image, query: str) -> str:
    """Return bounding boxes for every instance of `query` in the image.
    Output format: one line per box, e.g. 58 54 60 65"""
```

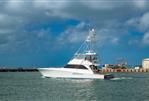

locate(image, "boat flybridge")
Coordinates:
38 29 114 79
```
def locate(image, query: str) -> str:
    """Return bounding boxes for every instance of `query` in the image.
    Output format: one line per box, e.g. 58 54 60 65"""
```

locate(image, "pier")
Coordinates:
101 68 149 73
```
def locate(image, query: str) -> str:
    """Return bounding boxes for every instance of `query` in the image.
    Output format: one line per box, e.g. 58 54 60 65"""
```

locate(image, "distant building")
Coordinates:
134 67 140 70
142 58 149 69
104 64 115 69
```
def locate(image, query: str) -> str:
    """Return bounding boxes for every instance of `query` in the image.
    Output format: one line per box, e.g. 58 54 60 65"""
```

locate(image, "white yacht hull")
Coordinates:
38 68 106 79
37 29 115 80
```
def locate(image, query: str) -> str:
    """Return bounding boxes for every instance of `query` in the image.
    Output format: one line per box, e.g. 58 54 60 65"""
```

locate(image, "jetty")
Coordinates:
0 68 38 72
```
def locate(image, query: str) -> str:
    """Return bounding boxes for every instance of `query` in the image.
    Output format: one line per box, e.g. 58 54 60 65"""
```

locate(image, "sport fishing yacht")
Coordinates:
38 29 114 79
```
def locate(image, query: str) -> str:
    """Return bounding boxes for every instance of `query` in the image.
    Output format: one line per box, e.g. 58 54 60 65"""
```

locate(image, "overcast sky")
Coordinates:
0 0 149 67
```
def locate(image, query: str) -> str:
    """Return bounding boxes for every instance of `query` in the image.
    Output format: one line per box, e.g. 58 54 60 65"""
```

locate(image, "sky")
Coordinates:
0 0 149 68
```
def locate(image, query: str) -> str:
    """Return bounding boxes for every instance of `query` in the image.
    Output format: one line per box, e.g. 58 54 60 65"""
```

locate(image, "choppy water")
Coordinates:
0 72 149 101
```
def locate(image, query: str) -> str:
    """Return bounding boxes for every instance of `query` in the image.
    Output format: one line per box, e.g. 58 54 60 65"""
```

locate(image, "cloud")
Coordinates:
0 0 149 66
33 0 71 18
0 0 149 53
80 0 116 10
0 0 57 53
5 0 25 11
0 34 9 45
33 0 68 9
56 22 87 46
56 22 122 49
96 28 120 45
139 12 149 31
126 12 149 46
142 31 149 45
126 12 149 32
81 0 149 10
133 0 147 9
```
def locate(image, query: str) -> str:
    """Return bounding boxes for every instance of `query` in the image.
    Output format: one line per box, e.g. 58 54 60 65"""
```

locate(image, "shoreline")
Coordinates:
0 68 149 73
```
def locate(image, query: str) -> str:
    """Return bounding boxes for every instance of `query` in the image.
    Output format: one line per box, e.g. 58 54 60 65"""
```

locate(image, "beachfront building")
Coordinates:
142 58 149 69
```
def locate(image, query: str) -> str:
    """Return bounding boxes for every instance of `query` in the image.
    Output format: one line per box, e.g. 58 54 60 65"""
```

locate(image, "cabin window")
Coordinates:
64 65 88 69
90 65 98 70
85 55 98 62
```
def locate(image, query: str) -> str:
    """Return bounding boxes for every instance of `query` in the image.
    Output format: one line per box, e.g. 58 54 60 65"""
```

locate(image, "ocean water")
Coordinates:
0 72 149 101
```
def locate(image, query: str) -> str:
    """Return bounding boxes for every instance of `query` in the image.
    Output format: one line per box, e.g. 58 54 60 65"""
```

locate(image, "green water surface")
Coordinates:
0 72 149 101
